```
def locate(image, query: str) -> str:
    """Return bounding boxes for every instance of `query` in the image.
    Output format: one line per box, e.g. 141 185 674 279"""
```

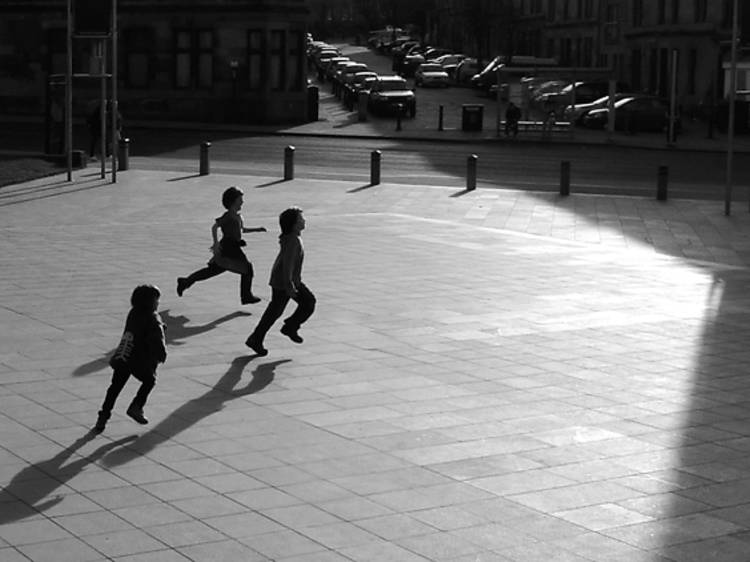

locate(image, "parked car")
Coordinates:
343 71 379 106
432 53 466 79
454 58 479 85
414 63 450 88
335 62 369 86
538 81 629 109
563 93 634 125
582 96 679 132
326 58 353 81
367 75 417 117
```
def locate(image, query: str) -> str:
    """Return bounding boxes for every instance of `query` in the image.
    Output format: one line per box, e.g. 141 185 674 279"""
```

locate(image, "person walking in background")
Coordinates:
505 101 521 138
177 187 266 305
245 207 316 356
94 285 167 433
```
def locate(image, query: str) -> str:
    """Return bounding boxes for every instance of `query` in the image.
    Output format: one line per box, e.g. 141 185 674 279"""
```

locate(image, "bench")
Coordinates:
499 120 572 136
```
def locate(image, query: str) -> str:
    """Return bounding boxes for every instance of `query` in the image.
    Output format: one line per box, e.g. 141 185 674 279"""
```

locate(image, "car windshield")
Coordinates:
420 64 442 72
379 80 407 90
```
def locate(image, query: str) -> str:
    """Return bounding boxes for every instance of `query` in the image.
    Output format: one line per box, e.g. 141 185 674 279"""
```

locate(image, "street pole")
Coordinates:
725 0 738 216
667 49 678 146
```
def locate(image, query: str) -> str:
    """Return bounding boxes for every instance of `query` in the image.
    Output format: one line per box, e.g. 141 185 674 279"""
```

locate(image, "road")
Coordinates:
126 132 736 200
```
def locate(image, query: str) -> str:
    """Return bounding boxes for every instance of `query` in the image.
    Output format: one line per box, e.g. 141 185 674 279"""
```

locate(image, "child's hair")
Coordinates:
279 207 303 235
221 186 244 209
131 284 161 311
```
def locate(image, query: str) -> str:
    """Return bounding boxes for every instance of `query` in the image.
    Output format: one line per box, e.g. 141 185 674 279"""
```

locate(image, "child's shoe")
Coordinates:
93 415 107 434
176 277 188 297
126 407 148 425
280 324 303 344
245 334 268 356
241 294 261 304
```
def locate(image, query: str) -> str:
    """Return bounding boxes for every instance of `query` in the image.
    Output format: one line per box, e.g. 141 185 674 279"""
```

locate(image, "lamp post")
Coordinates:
725 0 738 216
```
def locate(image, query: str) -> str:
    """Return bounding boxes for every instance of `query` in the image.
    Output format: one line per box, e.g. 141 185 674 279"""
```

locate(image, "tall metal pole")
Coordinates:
725 0 738 216
66 0 73 181
111 0 118 183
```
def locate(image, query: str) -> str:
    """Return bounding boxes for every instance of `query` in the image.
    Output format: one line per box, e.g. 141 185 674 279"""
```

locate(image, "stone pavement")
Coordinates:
3 165 750 562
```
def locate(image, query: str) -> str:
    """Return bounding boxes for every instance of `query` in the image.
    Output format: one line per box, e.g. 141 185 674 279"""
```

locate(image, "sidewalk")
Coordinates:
2 165 750 561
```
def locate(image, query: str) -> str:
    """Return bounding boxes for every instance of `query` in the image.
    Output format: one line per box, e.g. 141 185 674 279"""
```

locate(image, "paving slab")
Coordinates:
2 166 750 561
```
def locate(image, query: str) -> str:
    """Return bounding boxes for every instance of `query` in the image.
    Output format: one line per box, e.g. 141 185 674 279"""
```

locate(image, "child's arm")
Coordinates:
150 317 167 364
242 226 267 233
210 221 220 253
280 237 300 297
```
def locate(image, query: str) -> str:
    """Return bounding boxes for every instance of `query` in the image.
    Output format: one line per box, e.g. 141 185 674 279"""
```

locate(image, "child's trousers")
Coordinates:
98 367 155 420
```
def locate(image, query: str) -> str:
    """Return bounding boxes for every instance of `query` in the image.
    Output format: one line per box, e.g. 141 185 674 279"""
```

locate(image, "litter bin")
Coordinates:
462 104 484 131
307 85 319 122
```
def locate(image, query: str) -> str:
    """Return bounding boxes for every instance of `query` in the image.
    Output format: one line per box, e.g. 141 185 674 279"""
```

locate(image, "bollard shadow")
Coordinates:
71 309 250 377
100 356 290 468
347 183 377 193
167 173 203 182
255 179 288 188
0 432 138 525
450 188 474 198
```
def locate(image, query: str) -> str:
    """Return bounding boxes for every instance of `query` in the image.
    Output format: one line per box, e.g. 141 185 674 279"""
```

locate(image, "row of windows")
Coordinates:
51 27 304 92
521 0 734 25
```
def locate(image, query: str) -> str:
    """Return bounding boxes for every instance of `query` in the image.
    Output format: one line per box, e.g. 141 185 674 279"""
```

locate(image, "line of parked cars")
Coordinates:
307 37 417 118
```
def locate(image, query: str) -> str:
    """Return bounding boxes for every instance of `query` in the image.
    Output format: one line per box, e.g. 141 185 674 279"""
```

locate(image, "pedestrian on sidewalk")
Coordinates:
177 187 266 305
505 101 521 138
94 284 167 433
245 207 316 356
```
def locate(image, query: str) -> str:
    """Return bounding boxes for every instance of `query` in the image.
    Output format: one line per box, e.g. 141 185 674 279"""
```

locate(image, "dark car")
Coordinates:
539 81 629 109
582 96 680 132
367 75 416 117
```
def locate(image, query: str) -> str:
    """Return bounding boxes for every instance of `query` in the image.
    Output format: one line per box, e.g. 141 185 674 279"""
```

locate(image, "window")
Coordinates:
672 0 680 23
47 28 66 75
658 0 666 24
633 0 643 26
123 28 153 88
688 48 697 94
247 30 263 91
563 0 570 20
547 0 556 19
287 31 303 91
722 0 733 27
270 30 285 91
694 0 707 22
174 29 213 89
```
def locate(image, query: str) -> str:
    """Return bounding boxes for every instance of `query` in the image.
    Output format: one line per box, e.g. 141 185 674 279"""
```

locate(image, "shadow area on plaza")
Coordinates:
71 309 252 377
0 356 287 525
100 356 289 468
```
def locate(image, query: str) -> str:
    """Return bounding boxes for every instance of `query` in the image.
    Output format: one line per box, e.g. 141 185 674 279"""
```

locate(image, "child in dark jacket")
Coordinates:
94 284 167 433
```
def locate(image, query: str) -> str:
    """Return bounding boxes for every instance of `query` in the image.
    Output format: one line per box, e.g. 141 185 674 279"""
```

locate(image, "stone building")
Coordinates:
0 0 311 124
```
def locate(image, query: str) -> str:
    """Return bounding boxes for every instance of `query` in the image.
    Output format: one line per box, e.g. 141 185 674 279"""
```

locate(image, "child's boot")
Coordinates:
93 412 109 433
126 406 148 425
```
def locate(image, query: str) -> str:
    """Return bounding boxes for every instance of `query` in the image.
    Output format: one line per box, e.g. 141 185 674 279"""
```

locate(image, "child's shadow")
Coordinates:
100 356 290 468
0 432 137 525
71 309 251 377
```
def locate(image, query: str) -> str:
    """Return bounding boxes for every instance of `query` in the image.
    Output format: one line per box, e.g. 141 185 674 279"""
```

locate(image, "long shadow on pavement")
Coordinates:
0 432 137 525
100 356 289 468
71 309 251 377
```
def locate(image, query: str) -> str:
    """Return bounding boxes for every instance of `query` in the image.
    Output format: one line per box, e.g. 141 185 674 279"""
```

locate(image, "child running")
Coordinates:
94 284 167 433
177 186 266 305
245 207 316 356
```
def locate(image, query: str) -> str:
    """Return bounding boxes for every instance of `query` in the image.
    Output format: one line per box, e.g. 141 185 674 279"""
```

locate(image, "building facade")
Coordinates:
0 0 310 123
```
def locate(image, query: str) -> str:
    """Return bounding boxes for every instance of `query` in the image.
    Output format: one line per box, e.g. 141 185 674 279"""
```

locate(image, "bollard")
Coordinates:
438 105 444 131
284 145 295 180
467 154 477 191
370 150 381 185
560 160 570 196
199 142 211 175
396 105 403 131
657 165 668 201
117 138 130 171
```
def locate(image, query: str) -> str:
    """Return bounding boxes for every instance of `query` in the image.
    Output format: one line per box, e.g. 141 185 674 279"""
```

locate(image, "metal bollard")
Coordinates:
467 154 477 191
560 160 570 196
199 142 211 175
438 105 444 131
284 145 295 180
117 138 130 171
370 150 381 185
657 165 668 201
